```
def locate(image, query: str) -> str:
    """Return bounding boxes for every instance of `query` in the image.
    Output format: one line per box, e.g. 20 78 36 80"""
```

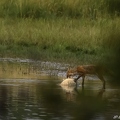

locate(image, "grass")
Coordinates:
0 0 108 19
0 0 120 64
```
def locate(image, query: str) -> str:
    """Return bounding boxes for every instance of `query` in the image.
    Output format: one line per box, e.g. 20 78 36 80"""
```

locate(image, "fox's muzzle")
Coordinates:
66 73 74 78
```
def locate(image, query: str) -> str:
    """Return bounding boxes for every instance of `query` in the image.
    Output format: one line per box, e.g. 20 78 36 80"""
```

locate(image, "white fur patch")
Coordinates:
60 78 76 86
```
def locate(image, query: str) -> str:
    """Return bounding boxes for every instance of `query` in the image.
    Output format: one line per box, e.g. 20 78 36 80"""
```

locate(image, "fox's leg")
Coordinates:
97 73 106 89
82 75 85 86
74 75 81 83
74 73 85 87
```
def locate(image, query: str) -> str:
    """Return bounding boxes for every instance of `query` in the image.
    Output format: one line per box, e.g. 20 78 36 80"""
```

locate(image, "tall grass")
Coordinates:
0 0 120 64
1 0 119 19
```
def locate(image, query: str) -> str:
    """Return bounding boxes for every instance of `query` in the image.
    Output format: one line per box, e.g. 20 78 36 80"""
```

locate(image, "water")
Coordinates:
0 59 120 120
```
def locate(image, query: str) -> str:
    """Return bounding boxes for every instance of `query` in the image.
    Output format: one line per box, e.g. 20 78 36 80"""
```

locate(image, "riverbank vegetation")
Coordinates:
0 0 120 64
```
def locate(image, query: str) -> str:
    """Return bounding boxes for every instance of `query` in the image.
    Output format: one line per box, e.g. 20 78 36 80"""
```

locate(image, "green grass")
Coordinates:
1 0 120 19
0 0 107 19
0 0 120 64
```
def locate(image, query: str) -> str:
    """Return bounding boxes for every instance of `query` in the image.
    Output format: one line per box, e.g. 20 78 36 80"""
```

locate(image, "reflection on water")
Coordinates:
0 79 71 120
0 58 68 79
0 79 120 120
0 58 104 80
0 59 120 120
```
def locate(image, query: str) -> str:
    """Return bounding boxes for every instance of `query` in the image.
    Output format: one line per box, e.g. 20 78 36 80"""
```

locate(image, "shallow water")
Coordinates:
0 59 120 120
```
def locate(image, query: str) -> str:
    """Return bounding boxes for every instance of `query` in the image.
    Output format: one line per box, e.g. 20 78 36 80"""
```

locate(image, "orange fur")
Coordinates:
67 65 106 89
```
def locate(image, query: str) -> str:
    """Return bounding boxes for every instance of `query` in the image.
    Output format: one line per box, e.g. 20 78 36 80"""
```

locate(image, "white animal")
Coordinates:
60 78 76 86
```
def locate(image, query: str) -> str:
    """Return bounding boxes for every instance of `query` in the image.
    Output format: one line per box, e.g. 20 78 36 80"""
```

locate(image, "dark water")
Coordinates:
0 59 120 120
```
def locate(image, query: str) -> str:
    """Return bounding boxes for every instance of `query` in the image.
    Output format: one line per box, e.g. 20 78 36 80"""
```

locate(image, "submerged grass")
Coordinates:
0 0 120 64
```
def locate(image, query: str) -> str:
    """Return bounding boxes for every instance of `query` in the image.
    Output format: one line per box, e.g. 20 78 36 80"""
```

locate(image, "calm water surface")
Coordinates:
0 59 120 120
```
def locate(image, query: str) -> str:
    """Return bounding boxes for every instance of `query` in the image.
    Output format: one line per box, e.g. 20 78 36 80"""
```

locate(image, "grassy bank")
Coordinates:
0 0 120 64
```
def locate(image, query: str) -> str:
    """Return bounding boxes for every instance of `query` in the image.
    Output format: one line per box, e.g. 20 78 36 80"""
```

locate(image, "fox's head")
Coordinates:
66 68 77 78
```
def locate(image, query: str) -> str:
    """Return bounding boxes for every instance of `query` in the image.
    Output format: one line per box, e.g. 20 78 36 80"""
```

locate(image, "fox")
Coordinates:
66 65 110 89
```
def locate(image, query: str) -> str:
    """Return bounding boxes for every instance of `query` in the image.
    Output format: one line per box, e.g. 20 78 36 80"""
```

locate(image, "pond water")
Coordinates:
0 58 120 120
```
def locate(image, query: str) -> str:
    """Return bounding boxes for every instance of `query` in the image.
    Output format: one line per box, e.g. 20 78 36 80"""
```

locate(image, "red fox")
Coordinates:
66 65 107 89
